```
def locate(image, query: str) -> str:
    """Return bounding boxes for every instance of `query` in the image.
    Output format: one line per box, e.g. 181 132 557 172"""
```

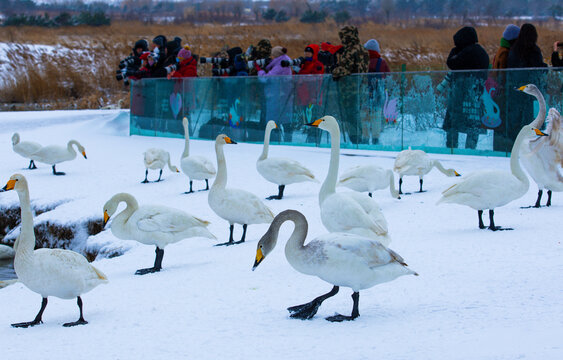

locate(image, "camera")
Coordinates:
436 73 452 93
165 64 177 74
200 57 228 66
281 57 305 67
119 55 139 69
247 58 270 68
115 68 130 85
212 68 231 76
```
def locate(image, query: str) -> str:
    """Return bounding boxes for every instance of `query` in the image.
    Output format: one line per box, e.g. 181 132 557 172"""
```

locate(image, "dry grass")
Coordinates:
0 19 561 110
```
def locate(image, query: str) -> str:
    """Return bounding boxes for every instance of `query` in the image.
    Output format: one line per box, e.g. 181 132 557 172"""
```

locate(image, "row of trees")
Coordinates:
2 11 111 27
0 0 561 25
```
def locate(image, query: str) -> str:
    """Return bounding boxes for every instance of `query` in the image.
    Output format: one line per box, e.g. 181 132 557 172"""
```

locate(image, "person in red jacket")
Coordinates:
364 39 390 73
297 44 324 75
170 46 197 78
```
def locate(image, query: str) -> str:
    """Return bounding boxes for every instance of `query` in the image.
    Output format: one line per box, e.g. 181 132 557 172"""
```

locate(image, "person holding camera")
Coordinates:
551 41 563 67
442 26 489 150
248 39 272 76
169 46 197 78
331 25 370 144
294 44 324 75
115 39 149 85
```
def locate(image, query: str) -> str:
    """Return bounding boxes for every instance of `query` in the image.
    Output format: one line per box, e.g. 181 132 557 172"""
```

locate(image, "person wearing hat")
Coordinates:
493 24 520 69
170 46 197 78
551 41 563 67
127 51 153 80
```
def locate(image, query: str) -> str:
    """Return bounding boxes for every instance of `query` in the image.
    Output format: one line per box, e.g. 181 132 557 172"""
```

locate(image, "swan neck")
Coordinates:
182 124 190 158
213 142 227 188
265 211 307 260
387 170 399 198
530 90 546 128
15 186 35 259
259 126 273 161
113 194 139 225
319 126 340 204
433 160 450 175
166 154 176 171
510 130 530 187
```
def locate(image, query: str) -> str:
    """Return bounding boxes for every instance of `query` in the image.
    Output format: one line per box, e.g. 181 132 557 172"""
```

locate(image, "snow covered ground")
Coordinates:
0 110 562 359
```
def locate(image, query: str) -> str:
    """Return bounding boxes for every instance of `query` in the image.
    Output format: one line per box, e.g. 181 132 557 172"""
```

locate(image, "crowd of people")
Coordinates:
120 24 562 148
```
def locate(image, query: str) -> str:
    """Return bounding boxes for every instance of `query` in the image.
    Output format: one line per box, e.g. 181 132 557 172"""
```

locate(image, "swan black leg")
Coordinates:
267 185 285 200
215 224 236 246
63 297 88 327
398 178 403 195
488 209 513 231
534 190 543 208
205 179 209 191
28 160 37 169
141 169 149 183
12 297 48 328
234 224 248 244
156 169 163 182
368 192 372 198
184 180 194 194
52 165 65 176
288 286 340 320
478 210 485 229
135 247 164 275
546 190 552 207
417 178 425 193
326 291 360 322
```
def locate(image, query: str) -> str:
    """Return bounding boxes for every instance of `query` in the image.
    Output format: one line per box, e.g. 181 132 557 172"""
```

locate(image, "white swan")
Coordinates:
1 174 107 327
338 164 400 199
103 192 215 275
393 147 460 194
209 134 274 246
142 148 179 183
306 116 391 246
0 244 15 260
252 209 417 322
100 99 124 110
12 133 42 169
257 120 317 200
517 84 563 207
180 117 216 193
29 139 87 176
437 125 547 230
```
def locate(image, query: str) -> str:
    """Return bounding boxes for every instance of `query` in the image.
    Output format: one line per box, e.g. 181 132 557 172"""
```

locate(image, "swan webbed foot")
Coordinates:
287 300 323 320
488 226 513 231
141 180 149 184
28 160 37 170
135 267 161 275
11 320 43 328
184 190 194 194
266 185 285 200
63 319 88 327
214 240 236 246
266 195 283 200
52 165 65 176
325 313 358 322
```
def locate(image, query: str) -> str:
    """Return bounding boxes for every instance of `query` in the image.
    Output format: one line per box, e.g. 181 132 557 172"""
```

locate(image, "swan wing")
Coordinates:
135 206 209 234
29 145 69 163
182 156 216 178
210 188 274 224
258 157 316 184
321 193 388 236
14 141 42 157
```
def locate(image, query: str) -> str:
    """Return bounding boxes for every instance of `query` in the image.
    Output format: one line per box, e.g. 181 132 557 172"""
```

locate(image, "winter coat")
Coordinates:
551 51 563 67
298 44 324 75
507 44 547 68
492 38 512 69
367 50 390 73
171 57 197 78
249 39 272 76
258 54 292 76
446 27 489 71
332 25 370 79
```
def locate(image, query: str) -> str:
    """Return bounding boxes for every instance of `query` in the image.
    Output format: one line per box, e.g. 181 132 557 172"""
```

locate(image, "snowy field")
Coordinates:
0 110 562 360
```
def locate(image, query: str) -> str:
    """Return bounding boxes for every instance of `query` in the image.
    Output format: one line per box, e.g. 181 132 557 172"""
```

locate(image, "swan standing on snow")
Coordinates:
437 125 547 230
306 116 391 246
1 174 107 327
338 164 400 199
180 117 216 193
103 193 215 275
209 134 274 246
393 147 460 194
12 133 42 169
142 148 179 183
257 120 317 200
29 139 87 176
252 210 417 322
516 84 563 207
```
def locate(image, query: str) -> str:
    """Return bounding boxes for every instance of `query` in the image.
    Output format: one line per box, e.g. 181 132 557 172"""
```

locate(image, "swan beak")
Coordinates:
103 211 110 227
274 123 278 128
454 171 461 176
252 248 264 271
305 118 322 127
82 151 87 159
534 129 548 136
2 179 16 192
225 136 237 144
516 85 527 91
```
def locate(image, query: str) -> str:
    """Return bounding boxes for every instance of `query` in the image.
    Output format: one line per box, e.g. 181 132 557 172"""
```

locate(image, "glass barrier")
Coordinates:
130 68 563 157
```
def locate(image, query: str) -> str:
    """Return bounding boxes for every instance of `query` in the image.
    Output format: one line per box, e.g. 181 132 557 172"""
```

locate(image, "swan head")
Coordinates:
103 196 120 227
252 226 278 271
11 133 20 145
77 143 87 159
215 134 237 145
266 120 277 131
521 124 549 138
305 115 338 132
182 117 189 128
516 84 540 97
1 174 27 193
